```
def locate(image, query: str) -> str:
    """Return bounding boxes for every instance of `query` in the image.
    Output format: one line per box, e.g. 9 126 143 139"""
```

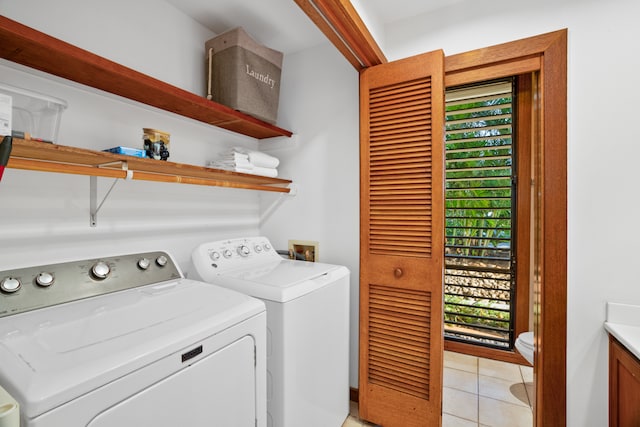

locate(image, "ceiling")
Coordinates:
364 0 464 26
164 0 454 55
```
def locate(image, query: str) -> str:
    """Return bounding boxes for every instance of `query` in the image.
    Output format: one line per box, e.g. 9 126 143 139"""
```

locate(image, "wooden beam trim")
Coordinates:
292 0 362 69
313 0 387 67
312 0 371 67
293 0 387 70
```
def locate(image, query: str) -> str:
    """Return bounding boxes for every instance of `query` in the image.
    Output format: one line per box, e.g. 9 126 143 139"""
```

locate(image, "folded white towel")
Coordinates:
208 147 279 178
208 159 249 168
214 158 253 168
220 152 250 162
233 167 255 174
248 151 279 168
251 166 278 178
208 164 276 177
232 147 280 169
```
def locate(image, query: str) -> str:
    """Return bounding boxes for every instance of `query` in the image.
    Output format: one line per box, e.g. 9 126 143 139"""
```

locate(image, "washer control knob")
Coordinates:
36 272 55 287
156 255 168 267
1 277 21 293
237 245 250 257
137 258 151 270
223 249 233 259
209 251 221 261
91 261 110 280
264 243 271 251
254 245 263 253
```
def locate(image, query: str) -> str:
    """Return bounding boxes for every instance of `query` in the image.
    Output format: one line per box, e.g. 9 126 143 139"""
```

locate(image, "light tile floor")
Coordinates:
343 350 533 427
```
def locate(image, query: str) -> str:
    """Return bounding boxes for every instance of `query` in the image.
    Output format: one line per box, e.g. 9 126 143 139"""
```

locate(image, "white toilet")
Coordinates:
515 331 535 365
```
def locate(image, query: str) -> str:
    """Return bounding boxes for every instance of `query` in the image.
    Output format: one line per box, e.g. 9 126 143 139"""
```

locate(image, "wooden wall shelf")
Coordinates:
0 15 292 140
7 138 292 193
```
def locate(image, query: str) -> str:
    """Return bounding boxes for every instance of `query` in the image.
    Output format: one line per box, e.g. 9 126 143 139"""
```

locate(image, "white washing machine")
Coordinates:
191 236 350 427
0 251 266 427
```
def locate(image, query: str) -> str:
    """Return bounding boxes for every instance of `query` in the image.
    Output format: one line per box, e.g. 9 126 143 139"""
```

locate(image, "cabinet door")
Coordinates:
609 336 640 427
359 50 445 427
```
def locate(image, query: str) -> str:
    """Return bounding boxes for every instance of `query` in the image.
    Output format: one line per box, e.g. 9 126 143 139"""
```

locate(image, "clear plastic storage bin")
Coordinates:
0 83 67 143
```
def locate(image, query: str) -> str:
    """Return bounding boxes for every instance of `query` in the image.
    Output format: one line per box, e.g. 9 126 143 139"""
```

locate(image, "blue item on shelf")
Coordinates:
103 146 147 158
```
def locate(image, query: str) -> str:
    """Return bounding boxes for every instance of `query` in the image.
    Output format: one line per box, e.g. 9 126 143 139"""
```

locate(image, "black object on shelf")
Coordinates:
0 136 13 181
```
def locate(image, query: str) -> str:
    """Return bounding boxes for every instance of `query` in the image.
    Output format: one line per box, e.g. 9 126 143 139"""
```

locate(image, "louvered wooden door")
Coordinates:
359 50 445 427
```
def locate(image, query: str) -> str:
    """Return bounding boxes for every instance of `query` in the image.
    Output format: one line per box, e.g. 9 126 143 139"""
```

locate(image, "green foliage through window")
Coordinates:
443 80 516 349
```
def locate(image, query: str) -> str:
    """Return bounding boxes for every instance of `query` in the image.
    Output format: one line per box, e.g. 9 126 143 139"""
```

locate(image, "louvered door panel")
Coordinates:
369 77 435 257
369 284 432 399
360 50 445 427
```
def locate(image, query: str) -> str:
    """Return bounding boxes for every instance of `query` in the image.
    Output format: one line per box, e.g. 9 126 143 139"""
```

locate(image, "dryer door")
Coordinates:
87 336 256 426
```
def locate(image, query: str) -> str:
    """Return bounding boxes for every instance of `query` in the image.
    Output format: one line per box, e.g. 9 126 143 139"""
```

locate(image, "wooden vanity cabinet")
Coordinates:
609 335 640 426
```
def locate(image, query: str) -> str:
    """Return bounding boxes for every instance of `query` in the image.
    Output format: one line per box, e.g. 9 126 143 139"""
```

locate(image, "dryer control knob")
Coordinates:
209 251 221 261
156 255 168 267
264 243 271 251
254 245 263 253
36 272 55 287
91 261 110 280
223 249 233 259
137 258 151 270
1 277 21 293
238 245 250 257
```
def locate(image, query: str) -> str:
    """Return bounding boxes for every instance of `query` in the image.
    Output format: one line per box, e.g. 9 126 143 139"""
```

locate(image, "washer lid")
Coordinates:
211 259 349 302
0 279 264 418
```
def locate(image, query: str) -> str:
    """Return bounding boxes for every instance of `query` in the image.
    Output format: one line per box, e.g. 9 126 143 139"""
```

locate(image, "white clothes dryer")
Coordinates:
0 251 266 427
191 236 350 427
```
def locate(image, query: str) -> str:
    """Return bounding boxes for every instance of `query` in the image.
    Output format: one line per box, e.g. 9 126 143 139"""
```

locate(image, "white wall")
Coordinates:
0 0 265 273
259 43 360 386
379 0 640 425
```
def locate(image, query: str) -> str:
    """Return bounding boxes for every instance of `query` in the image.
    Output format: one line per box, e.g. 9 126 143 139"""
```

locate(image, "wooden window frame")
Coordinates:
445 29 568 426
443 76 532 363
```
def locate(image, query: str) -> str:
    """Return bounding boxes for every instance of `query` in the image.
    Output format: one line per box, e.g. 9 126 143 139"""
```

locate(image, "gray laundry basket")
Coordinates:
206 27 283 124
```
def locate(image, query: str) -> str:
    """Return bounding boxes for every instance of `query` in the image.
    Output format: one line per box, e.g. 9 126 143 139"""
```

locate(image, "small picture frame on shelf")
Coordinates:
288 240 319 262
